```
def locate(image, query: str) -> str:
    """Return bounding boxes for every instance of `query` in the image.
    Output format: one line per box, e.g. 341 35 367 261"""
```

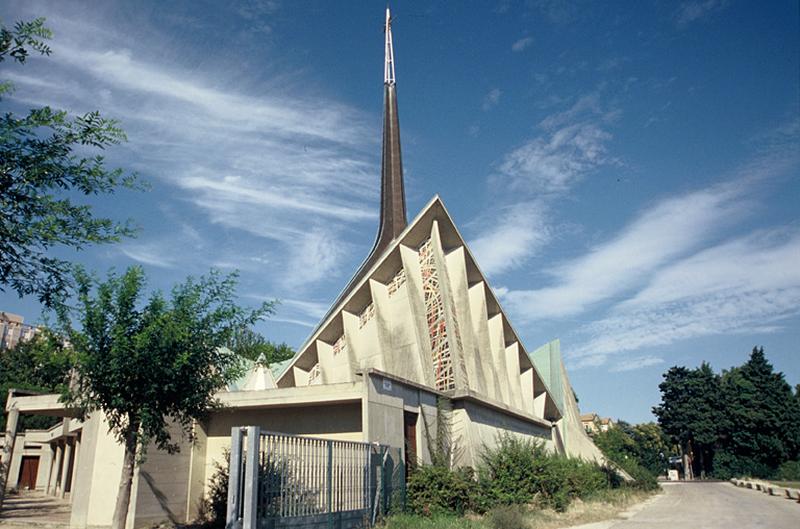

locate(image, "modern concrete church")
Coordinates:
2 9 606 528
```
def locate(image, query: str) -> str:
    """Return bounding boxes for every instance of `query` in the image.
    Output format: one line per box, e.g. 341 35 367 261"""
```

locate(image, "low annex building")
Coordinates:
1 9 607 528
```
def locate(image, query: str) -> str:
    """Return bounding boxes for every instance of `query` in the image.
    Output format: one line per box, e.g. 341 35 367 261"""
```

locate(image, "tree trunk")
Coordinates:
111 429 138 529
698 448 706 479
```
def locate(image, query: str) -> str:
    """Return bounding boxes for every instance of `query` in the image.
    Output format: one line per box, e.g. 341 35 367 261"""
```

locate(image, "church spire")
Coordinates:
320 8 407 315
371 6 407 258
307 7 409 332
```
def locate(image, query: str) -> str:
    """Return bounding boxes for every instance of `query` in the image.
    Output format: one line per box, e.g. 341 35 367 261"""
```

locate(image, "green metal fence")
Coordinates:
227 427 404 529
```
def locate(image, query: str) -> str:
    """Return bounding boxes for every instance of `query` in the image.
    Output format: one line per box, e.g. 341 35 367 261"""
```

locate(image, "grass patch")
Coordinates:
381 513 486 529
381 488 657 529
523 488 655 529
770 480 800 488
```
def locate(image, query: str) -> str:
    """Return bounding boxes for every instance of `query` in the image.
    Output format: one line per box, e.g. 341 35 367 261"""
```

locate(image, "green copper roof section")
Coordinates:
269 357 294 379
529 339 565 416
226 355 255 392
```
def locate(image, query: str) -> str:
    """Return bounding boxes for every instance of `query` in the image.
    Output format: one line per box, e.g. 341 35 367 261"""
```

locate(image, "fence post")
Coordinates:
327 440 333 529
243 426 261 529
227 427 243 529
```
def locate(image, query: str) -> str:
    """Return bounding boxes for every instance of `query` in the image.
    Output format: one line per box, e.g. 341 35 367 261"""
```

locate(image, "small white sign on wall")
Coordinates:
382 378 392 391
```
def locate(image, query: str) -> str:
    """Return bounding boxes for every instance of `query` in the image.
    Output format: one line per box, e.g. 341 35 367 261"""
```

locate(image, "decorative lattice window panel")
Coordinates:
387 267 407 297
359 302 375 328
332 334 347 356
419 238 455 391
308 363 322 385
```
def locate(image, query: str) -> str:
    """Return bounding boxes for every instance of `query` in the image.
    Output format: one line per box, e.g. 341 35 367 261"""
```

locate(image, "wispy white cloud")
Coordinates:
493 93 616 194
279 298 329 319
244 294 329 328
675 0 728 28
574 229 800 359
7 9 378 292
470 202 551 276
119 244 178 269
497 123 611 193
503 180 751 320
511 37 533 52
470 93 617 276
482 88 502 111
270 317 316 328
608 355 664 372
496 119 800 365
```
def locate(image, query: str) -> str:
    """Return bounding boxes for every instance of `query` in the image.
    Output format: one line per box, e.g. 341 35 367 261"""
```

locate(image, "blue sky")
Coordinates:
2 0 798 423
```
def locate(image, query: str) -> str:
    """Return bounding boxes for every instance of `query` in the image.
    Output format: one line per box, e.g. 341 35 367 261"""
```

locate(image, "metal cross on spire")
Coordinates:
384 7 396 85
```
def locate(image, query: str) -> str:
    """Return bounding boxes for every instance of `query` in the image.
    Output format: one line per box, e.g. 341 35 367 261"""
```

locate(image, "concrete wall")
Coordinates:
69 413 127 529
451 400 553 468
199 403 363 500
132 424 194 528
186 421 208 523
363 372 555 470
554 360 608 464
363 372 438 466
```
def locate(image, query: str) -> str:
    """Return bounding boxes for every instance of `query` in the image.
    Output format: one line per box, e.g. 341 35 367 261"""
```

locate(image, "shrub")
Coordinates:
475 434 614 512
487 504 527 529
406 465 477 516
476 435 546 509
775 460 800 481
197 451 229 527
402 443 652 519
551 457 608 500
712 450 775 480
619 461 659 491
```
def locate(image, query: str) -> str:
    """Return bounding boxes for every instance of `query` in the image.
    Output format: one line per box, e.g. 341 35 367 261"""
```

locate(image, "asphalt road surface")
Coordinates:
596 482 799 529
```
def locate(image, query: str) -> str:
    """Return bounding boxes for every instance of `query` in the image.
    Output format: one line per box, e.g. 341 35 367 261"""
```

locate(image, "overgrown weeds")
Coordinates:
406 434 658 518
382 487 654 529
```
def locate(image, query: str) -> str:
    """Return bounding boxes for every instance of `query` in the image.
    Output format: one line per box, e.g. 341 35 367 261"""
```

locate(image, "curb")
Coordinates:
730 478 800 503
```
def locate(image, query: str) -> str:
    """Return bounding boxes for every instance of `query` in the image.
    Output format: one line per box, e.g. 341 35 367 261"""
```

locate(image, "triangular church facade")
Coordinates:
272 8 603 465
2 9 606 528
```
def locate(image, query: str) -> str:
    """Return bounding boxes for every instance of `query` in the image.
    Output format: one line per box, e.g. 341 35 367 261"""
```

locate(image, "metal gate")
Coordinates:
226 427 404 529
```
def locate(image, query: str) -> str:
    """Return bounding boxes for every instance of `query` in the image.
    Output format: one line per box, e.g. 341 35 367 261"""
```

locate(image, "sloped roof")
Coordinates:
275 195 563 419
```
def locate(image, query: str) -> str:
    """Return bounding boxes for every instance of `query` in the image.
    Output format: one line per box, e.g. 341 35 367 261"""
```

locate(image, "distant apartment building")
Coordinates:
0 312 38 351
581 413 615 434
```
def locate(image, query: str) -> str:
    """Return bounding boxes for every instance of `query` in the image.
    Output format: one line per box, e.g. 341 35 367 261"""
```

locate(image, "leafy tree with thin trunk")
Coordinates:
0 327 72 431
62 266 274 529
1 18 143 308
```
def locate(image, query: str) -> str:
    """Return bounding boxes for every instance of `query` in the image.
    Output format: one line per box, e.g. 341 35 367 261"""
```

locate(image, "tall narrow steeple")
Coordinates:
319 8 408 319
371 6 407 257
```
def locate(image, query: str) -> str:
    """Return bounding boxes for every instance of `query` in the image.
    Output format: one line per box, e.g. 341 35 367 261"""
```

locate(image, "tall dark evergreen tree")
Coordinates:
716 347 800 477
653 363 721 477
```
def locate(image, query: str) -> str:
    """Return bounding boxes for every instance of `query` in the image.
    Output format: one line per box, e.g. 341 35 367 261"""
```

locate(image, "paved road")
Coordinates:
600 482 798 529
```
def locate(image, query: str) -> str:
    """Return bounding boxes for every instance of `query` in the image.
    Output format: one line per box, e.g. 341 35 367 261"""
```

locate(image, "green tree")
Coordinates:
628 423 671 476
0 328 72 430
1 18 142 307
715 347 800 477
653 363 721 477
229 327 294 366
63 266 274 529
592 421 638 467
